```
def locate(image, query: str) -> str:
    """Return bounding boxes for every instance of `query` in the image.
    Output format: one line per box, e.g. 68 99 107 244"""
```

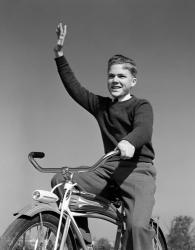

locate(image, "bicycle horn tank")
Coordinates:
69 191 124 225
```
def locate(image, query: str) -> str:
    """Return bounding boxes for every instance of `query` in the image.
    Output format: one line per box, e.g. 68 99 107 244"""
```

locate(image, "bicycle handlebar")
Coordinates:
28 150 120 174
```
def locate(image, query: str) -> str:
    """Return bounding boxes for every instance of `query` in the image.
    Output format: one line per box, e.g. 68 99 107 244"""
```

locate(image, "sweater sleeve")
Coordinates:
55 56 99 115
123 100 153 149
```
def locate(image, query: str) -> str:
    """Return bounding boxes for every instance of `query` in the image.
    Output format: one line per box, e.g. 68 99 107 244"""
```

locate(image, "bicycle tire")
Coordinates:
0 212 77 250
152 222 168 250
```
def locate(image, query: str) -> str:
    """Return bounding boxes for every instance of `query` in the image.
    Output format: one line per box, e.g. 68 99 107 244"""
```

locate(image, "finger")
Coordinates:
119 149 125 158
120 151 130 159
64 24 67 35
56 23 61 37
58 23 66 35
60 26 67 44
59 22 64 34
60 24 67 38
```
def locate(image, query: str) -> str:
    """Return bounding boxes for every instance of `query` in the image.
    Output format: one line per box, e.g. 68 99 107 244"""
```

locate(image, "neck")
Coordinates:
117 94 132 102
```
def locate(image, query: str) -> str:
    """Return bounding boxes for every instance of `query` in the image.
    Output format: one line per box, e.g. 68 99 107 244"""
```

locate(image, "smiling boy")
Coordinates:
51 23 156 250
107 61 137 102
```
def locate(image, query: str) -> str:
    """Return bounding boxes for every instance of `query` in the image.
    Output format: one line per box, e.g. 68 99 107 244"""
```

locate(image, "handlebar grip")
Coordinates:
29 152 45 159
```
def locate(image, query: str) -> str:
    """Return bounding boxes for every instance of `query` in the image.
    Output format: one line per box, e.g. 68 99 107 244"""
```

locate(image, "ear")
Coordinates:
131 78 137 87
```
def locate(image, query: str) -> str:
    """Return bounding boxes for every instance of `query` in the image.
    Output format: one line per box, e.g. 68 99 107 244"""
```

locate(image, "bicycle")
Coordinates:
0 150 167 250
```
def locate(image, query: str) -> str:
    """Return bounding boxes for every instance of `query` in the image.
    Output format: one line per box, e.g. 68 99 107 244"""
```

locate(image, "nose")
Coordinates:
113 76 119 83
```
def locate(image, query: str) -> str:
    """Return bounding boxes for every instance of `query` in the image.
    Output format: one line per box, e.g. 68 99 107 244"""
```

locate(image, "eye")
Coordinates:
118 74 126 78
108 74 115 79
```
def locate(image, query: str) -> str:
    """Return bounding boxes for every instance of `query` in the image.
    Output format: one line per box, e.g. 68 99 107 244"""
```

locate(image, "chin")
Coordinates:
110 92 121 98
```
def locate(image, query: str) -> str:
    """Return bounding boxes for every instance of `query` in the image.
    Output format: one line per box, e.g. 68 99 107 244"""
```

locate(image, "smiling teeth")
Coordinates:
112 86 121 89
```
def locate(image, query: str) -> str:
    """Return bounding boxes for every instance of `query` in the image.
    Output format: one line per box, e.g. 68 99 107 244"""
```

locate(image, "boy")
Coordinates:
51 23 156 250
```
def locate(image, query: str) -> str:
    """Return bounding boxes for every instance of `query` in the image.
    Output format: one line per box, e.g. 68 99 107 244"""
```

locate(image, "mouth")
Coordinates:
111 85 122 90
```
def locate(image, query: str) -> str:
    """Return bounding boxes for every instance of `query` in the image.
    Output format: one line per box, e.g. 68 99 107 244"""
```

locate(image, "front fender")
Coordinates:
14 202 60 218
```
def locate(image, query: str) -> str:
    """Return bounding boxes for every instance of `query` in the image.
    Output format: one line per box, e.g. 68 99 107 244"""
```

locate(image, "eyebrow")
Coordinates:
108 73 127 77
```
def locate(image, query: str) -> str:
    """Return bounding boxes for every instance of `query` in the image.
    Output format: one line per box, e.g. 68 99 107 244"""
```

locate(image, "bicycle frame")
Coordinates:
49 179 124 250
28 150 125 250
11 150 167 250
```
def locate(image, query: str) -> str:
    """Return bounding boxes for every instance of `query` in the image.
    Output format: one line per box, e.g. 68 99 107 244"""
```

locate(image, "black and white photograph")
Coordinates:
0 0 194 249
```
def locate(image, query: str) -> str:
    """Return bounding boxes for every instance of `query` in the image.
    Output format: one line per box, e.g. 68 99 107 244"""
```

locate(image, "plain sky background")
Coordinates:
0 0 195 241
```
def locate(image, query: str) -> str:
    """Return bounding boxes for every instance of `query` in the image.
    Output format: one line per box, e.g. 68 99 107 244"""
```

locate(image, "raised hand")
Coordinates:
54 22 67 57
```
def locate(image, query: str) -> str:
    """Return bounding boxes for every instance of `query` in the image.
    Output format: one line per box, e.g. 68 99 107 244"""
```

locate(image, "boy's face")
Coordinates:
107 64 136 102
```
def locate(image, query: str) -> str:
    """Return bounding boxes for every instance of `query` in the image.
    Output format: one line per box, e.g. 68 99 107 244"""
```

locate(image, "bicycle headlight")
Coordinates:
32 190 59 203
33 191 41 200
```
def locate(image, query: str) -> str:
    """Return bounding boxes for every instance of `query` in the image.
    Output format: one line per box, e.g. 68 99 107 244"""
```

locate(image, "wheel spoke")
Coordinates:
42 228 51 249
1 214 76 250
11 224 55 249
22 232 26 249
152 230 165 250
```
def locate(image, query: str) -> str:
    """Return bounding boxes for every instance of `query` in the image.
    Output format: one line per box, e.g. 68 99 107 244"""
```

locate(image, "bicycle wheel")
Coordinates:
152 222 168 250
0 212 77 250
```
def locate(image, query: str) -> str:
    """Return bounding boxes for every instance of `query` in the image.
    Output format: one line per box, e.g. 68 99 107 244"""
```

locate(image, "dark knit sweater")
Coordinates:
55 56 155 163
